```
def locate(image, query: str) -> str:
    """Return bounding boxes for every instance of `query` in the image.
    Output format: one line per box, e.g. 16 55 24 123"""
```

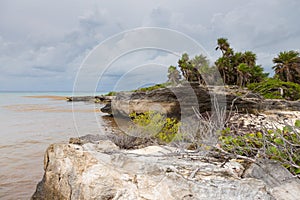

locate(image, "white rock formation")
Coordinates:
32 139 300 200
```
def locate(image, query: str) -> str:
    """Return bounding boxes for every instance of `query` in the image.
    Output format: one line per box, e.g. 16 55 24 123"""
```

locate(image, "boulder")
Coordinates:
32 139 299 200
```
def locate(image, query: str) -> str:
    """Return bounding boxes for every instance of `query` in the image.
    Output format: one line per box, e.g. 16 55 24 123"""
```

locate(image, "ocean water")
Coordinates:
0 92 110 199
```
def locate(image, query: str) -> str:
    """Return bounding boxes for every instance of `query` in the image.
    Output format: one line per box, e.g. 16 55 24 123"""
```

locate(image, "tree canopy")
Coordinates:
273 50 300 84
167 65 180 85
215 38 268 86
162 37 300 101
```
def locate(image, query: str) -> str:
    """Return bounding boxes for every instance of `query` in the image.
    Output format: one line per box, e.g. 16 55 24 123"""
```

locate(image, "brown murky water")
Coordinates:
0 93 112 199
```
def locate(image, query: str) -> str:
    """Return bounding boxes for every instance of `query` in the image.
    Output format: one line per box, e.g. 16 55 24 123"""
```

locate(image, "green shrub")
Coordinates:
133 83 171 92
105 91 117 96
248 78 300 100
129 111 180 143
219 120 300 175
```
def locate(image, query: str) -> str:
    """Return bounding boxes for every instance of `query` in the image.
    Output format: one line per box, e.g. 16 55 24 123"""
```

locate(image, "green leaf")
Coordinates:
248 133 255 138
256 132 263 139
283 125 293 133
274 137 284 145
294 168 300 174
268 146 279 154
295 120 300 128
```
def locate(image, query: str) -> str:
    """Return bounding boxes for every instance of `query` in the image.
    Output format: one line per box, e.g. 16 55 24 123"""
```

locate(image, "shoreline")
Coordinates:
15 88 300 199
23 95 68 101
0 93 116 199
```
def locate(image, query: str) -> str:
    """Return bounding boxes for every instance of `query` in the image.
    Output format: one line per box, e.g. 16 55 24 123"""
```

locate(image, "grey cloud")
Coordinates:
32 66 66 73
143 7 172 27
210 0 300 50
0 0 299 91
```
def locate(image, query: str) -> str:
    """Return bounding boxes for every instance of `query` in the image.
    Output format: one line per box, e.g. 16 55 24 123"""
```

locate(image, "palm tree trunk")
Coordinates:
286 66 292 82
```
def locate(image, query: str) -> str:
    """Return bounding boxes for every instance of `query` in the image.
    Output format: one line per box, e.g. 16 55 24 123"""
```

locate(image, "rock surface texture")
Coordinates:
228 110 300 131
32 139 300 200
67 95 114 103
100 86 300 118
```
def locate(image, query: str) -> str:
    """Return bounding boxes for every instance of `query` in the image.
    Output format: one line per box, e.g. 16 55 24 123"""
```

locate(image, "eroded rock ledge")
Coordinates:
32 139 300 200
100 86 300 118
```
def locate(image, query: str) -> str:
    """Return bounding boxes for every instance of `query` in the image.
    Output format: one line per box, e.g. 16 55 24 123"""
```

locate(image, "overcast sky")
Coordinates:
0 0 299 92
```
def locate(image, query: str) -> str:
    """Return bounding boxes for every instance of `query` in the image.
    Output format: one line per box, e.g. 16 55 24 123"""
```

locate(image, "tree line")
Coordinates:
168 38 300 88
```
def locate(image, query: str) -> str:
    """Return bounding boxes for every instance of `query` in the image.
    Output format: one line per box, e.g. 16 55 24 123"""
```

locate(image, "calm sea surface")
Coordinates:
0 92 111 199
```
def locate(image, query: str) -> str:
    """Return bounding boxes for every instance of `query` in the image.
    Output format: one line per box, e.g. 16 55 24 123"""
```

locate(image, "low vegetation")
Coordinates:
248 78 300 100
129 111 180 143
104 91 117 96
219 121 300 175
127 110 300 175
132 82 172 92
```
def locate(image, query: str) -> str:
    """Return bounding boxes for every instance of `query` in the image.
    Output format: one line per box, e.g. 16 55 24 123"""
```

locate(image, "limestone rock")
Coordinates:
66 96 96 102
243 159 300 200
67 95 114 103
228 111 300 131
32 139 299 200
100 86 300 118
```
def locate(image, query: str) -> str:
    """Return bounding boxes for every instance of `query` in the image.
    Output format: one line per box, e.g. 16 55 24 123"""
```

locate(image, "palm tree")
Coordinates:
178 53 190 81
215 38 231 56
291 57 300 84
167 66 180 85
192 55 209 70
178 53 211 85
242 51 256 67
215 38 237 85
273 50 300 83
237 63 251 87
250 65 268 83
216 38 267 86
191 55 209 85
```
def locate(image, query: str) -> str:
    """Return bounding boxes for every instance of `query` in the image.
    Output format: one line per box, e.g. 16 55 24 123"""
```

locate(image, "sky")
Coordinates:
0 0 299 92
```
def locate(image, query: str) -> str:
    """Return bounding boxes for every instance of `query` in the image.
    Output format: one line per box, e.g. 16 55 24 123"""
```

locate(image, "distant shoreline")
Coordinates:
24 95 68 101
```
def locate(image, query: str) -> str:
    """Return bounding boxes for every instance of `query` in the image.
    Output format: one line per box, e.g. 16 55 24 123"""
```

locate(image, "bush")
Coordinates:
248 78 300 100
129 111 180 143
218 120 300 175
133 83 171 92
105 91 117 96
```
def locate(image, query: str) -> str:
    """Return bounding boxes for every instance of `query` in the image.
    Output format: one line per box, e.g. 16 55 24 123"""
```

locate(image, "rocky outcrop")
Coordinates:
100 86 300 118
228 110 300 131
66 96 97 102
32 139 300 200
100 86 251 118
67 95 114 103
243 160 300 200
262 99 300 111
